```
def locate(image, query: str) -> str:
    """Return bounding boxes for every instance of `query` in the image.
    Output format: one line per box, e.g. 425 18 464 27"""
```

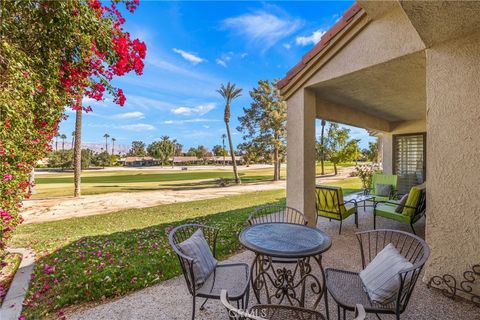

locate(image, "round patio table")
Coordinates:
239 223 331 309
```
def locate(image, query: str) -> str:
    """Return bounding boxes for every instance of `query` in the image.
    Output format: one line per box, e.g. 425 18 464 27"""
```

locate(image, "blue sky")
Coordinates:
60 0 374 152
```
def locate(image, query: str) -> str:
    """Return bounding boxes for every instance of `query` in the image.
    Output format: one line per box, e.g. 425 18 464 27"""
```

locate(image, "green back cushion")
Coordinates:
402 187 421 217
316 186 345 215
372 174 398 194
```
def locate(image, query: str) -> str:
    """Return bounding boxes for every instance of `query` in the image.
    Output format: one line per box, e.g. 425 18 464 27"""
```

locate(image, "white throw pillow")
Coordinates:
359 243 413 304
178 229 217 286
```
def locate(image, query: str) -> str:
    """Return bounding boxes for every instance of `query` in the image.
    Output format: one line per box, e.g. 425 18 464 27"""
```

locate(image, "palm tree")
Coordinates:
73 109 82 197
71 131 75 150
217 82 242 184
111 137 116 155
221 133 227 166
103 133 110 154
60 134 67 151
320 119 326 175
55 134 59 151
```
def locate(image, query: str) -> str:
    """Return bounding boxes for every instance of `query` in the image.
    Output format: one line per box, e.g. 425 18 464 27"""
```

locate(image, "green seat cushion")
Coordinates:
318 203 356 220
402 187 421 217
375 203 412 224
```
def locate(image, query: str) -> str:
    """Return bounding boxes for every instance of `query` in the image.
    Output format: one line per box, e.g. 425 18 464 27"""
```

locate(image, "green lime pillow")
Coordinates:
402 187 421 217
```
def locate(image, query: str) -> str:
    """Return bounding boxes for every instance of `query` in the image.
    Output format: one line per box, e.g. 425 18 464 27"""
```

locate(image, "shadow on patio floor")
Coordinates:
69 207 480 320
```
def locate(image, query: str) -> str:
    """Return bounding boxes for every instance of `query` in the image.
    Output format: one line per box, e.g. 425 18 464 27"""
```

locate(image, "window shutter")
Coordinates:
393 133 426 195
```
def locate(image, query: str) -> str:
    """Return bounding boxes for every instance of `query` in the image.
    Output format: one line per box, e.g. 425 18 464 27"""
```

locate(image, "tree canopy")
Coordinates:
0 0 146 248
237 80 286 180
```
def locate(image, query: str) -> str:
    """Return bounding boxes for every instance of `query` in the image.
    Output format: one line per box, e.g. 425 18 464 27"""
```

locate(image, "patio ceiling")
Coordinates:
310 51 426 123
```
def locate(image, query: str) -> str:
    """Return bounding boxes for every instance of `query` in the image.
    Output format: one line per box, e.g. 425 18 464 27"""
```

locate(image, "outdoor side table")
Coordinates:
239 223 332 310
344 192 375 210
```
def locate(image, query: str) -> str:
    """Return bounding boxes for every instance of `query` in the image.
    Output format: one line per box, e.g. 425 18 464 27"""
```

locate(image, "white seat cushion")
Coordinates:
359 243 413 304
178 229 217 286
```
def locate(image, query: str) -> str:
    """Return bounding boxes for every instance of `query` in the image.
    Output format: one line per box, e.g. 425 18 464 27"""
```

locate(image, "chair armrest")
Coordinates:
374 200 417 210
342 199 357 205
354 304 366 320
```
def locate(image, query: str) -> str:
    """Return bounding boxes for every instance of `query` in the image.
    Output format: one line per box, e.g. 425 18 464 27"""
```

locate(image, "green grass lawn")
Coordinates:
12 177 361 318
33 161 359 199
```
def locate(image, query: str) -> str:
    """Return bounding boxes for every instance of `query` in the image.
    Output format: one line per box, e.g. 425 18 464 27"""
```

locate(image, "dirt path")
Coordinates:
21 167 355 224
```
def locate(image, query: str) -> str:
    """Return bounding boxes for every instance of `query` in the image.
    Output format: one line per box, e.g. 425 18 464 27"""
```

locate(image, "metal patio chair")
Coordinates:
374 187 426 234
222 290 365 320
169 224 250 320
315 185 358 234
325 229 430 320
248 205 308 226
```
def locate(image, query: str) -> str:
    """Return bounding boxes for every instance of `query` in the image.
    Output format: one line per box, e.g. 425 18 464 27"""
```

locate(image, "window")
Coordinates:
393 133 426 195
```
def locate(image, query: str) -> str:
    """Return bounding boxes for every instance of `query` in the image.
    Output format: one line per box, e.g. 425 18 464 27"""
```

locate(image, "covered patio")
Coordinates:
69 207 477 319
278 0 480 304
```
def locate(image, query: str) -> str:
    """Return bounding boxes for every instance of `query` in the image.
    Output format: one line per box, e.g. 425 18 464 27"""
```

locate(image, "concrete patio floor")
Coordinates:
69 206 480 320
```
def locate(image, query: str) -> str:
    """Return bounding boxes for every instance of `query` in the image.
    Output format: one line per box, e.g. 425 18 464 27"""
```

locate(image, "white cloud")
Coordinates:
112 112 145 120
119 123 156 131
223 10 302 51
283 43 291 49
171 103 216 116
216 59 227 67
296 29 326 46
163 118 220 125
172 48 205 64
215 52 233 67
240 53 248 58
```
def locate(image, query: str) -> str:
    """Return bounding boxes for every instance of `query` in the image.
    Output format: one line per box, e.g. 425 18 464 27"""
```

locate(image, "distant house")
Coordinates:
172 156 202 165
205 156 244 165
122 156 156 167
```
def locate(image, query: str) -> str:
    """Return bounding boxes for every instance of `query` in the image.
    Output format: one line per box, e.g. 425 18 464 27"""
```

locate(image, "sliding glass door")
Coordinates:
393 133 426 195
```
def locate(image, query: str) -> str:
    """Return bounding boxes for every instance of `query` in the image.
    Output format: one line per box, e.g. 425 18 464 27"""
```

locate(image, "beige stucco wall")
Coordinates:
424 31 480 289
303 5 425 89
286 89 317 226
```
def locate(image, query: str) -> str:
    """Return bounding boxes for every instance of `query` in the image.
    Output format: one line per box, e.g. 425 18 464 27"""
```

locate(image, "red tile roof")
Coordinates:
277 3 362 90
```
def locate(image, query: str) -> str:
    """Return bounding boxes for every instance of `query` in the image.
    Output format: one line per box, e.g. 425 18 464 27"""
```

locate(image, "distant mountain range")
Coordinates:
51 142 131 154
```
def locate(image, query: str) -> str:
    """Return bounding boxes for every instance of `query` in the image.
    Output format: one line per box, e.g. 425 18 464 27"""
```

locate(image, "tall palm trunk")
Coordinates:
73 109 82 197
225 121 240 184
105 138 108 154
112 141 115 154
320 119 326 175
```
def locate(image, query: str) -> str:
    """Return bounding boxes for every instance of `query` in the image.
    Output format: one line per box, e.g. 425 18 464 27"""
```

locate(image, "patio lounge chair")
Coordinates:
325 230 429 320
248 205 308 226
315 185 358 234
169 224 250 320
368 173 398 201
221 290 365 320
373 186 426 234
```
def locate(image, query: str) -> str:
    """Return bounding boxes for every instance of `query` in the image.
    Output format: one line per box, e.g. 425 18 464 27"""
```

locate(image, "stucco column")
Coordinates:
286 88 317 226
424 32 480 290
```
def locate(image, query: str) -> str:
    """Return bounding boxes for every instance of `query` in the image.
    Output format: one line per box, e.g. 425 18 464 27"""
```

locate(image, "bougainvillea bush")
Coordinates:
0 0 146 250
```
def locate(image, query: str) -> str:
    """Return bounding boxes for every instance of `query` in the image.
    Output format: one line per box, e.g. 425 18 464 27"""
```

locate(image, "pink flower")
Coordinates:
43 264 55 275
3 174 13 181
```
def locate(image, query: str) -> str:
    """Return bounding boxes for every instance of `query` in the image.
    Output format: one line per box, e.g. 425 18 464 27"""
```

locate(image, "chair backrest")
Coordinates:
168 224 218 294
221 290 266 320
356 229 430 312
248 205 307 226
413 188 426 219
315 185 346 217
372 174 398 195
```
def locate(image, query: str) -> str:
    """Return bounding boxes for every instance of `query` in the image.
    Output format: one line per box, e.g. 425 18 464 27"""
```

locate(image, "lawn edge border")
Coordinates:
0 248 35 320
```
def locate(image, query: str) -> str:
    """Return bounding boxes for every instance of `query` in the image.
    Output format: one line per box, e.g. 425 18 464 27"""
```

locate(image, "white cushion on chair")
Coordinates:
178 229 217 286
359 243 413 304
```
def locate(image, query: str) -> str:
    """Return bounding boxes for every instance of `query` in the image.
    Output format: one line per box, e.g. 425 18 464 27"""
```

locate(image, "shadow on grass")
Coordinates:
21 197 286 318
